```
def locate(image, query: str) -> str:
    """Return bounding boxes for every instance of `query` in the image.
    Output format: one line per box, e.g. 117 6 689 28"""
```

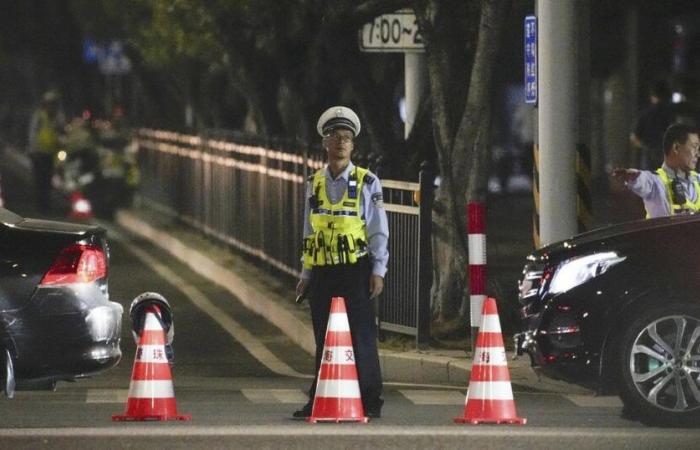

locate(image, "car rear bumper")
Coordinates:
74 302 124 375
4 287 123 381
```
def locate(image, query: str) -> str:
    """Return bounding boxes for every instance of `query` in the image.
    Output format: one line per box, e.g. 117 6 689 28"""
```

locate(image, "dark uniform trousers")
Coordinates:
31 153 54 212
307 256 383 409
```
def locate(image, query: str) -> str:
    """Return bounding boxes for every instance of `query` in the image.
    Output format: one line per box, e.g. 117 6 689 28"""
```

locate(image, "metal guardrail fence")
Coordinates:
380 179 420 336
135 129 433 345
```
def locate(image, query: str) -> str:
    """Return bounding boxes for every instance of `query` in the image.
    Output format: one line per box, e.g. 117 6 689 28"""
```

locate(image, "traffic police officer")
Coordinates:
28 90 65 212
293 106 389 419
613 123 700 218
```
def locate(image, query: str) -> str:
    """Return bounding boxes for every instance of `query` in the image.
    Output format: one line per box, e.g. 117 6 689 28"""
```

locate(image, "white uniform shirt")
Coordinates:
301 162 389 279
626 163 700 218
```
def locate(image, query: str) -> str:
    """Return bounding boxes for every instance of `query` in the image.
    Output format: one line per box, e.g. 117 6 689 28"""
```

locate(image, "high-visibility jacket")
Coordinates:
653 168 700 217
36 111 61 153
303 166 370 269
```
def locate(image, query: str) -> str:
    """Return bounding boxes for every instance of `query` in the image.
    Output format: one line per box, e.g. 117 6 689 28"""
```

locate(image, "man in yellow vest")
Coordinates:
613 123 700 218
293 106 389 419
28 90 65 212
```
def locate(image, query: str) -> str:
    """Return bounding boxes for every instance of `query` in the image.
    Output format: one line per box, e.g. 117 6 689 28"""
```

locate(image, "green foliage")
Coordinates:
72 0 222 67
133 0 222 66
64 1 425 159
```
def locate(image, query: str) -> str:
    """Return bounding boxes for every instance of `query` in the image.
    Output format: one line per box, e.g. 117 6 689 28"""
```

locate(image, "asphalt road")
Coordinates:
1 230 697 449
2 149 700 448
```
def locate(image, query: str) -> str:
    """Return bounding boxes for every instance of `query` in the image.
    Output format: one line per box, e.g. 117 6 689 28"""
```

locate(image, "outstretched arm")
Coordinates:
612 167 641 182
612 168 658 199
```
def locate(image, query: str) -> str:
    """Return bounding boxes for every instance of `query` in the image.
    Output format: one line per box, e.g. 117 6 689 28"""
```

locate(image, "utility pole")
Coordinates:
536 0 589 245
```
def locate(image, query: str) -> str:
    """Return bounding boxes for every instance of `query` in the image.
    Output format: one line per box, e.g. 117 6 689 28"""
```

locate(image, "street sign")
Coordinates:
98 40 132 75
524 15 538 104
359 9 425 53
83 39 100 64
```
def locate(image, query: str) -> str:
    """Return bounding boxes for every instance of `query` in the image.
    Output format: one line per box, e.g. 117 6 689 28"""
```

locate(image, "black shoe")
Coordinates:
365 407 381 419
292 403 312 419
365 398 384 419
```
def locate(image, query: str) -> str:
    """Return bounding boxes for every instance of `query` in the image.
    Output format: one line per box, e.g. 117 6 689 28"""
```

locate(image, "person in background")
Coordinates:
28 90 65 212
630 80 675 170
293 106 389 419
614 123 700 218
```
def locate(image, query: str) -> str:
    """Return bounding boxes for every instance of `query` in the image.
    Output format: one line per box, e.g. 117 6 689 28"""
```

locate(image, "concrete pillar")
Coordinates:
538 0 578 245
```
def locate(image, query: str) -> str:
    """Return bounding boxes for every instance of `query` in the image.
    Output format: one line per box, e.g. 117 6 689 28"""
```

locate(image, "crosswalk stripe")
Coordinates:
563 394 623 408
85 389 129 404
398 389 465 405
241 389 308 404
77 388 625 408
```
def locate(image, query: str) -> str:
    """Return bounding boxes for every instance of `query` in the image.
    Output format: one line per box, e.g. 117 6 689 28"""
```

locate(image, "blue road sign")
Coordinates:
524 15 537 105
83 39 100 64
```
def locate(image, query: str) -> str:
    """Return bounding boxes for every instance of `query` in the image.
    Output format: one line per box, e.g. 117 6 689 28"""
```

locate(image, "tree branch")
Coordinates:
353 0 411 23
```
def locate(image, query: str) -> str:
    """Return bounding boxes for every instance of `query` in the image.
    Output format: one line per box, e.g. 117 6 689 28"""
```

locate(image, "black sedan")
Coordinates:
0 207 122 397
516 214 700 426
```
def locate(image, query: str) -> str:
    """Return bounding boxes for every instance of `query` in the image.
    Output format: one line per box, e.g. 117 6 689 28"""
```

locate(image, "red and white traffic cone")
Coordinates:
69 191 93 219
308 297 368 423
113 305 190 421
455 297 526 425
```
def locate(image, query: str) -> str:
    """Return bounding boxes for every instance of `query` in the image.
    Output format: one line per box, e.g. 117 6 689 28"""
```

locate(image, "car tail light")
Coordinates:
40 244 107 286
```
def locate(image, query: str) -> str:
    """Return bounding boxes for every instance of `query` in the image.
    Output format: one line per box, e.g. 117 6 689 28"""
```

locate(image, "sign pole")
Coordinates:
404 52 426 140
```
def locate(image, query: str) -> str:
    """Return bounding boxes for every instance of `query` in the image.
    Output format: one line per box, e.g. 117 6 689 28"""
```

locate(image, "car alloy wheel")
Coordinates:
618 303 700 425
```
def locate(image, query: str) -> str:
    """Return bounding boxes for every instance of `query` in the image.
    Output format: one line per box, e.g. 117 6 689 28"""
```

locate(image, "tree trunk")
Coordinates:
416 0 511 323
431 181 467 321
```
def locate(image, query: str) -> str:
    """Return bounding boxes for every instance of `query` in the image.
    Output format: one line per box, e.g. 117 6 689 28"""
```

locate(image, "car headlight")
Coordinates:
548 251 626 295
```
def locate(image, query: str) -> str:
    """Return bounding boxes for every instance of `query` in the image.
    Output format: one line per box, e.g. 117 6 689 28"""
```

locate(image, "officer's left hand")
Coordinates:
369 275 384 299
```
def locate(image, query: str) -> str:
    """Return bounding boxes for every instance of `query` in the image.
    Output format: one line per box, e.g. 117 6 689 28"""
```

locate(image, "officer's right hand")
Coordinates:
296 279 309 297
612 167 640 182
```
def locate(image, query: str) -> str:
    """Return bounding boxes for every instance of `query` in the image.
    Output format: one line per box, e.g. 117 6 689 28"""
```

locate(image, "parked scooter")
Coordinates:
52 115 138 219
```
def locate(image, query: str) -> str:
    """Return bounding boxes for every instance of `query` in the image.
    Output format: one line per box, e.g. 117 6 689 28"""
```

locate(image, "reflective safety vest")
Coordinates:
653 168 700 217
303 166 370 269
36 111 60 154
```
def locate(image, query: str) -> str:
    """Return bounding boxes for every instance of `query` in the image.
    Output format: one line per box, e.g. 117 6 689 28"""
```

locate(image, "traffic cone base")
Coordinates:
112 398 190 421
455 297 526 425
454 397 526 424
113 306 190 421
307 401 369 424
307 297 368 424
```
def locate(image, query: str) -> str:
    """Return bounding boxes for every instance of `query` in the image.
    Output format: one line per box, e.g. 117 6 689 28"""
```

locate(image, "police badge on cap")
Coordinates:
317 106 361 137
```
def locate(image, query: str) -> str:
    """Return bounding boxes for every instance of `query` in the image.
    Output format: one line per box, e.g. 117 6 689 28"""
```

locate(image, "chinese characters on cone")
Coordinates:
308 296 368 423
455 297 526 425
113 305 190 421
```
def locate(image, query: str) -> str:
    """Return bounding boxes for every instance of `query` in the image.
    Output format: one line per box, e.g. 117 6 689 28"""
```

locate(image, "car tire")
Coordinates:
1 348 15 399
615 302 700 426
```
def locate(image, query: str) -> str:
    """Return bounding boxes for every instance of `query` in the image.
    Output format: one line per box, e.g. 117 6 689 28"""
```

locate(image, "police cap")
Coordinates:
317 106 361 138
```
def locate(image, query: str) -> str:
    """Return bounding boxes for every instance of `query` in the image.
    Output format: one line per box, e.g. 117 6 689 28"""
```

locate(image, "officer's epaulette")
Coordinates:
363 174 375 186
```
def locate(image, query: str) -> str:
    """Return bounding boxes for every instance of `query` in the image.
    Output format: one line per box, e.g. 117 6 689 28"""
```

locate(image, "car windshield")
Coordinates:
0 208 23 226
